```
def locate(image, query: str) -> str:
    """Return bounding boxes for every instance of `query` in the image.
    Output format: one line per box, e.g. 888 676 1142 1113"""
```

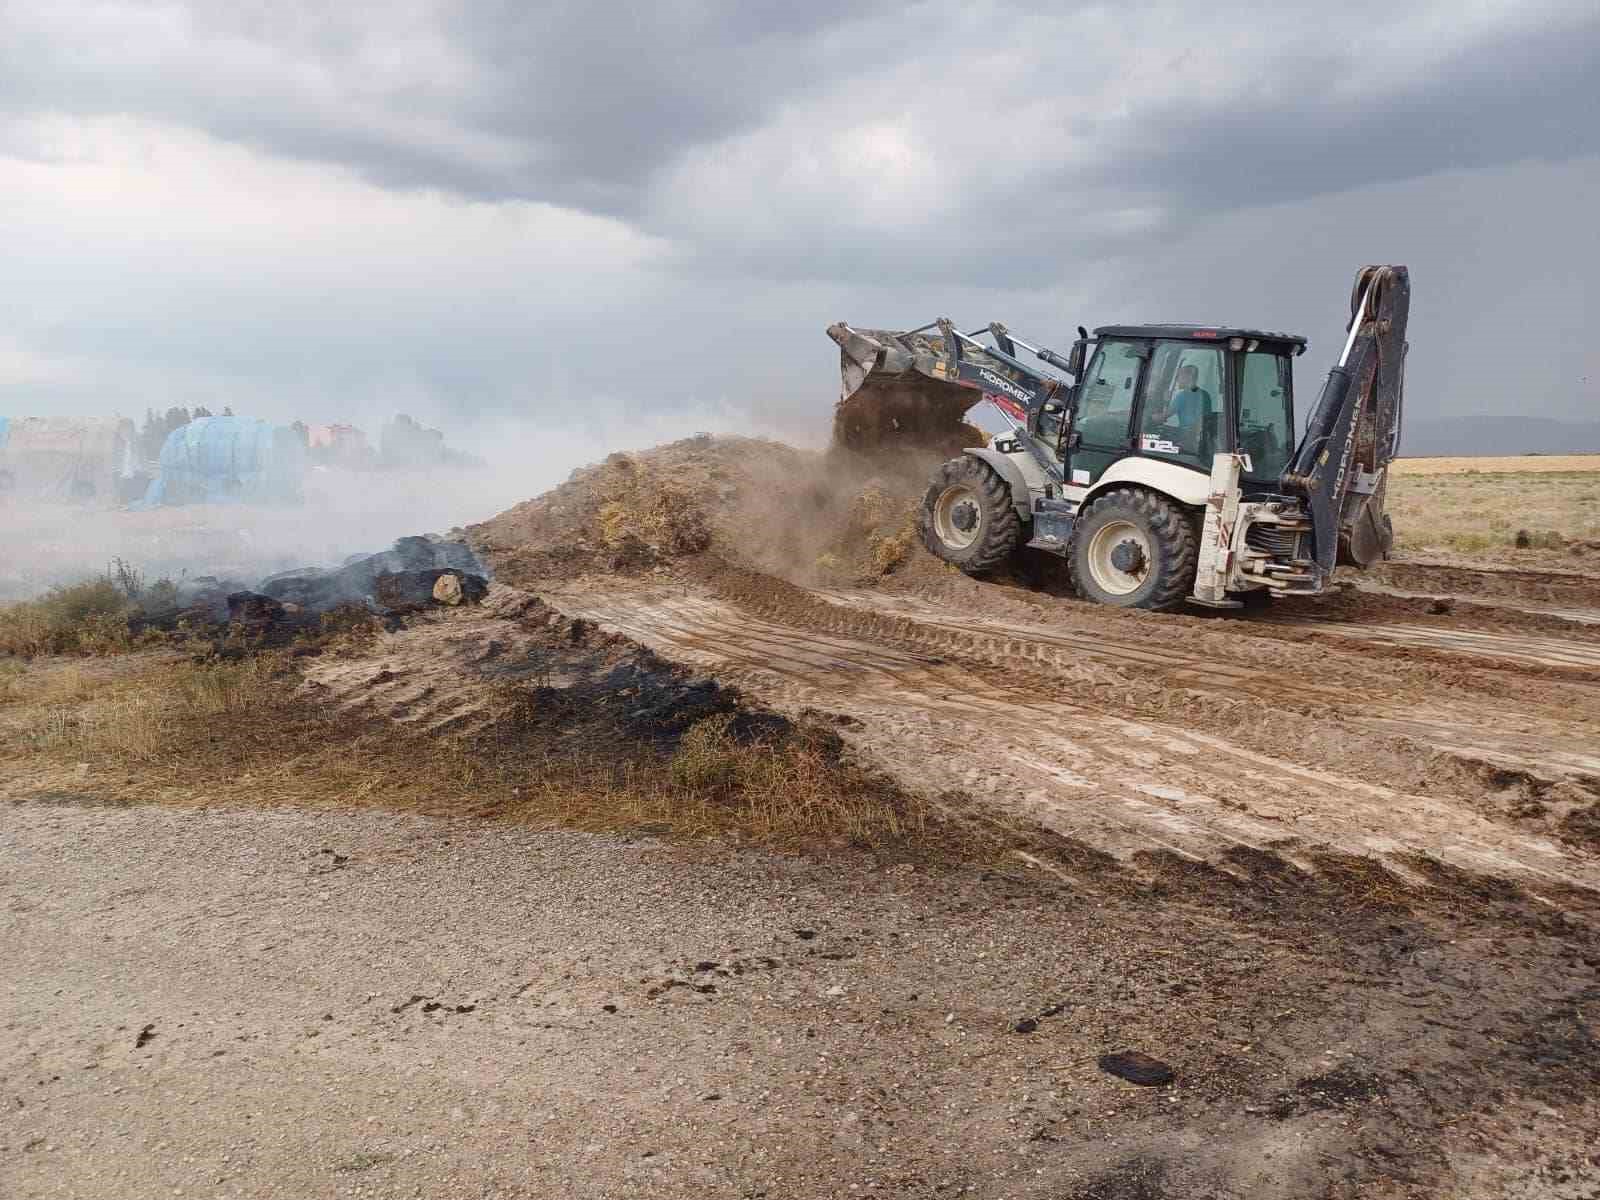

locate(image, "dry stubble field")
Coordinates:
1388 455 1600 563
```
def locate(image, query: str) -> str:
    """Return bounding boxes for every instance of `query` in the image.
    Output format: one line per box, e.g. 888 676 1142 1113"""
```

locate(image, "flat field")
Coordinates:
1388 456 1600 561
1394 454 1600 475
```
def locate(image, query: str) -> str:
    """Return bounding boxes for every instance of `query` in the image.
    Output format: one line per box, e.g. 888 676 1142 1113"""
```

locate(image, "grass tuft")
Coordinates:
15 657 283 763
594 463 713 557
0 561 189 659
0 578 133 657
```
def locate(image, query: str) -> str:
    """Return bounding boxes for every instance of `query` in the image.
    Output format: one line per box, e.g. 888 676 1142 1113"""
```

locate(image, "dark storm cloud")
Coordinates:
0 0 904 215
9 0 1595 244
633 2 1600 286
2 0 1596 435
1106 17 1600 213
445 0 899 198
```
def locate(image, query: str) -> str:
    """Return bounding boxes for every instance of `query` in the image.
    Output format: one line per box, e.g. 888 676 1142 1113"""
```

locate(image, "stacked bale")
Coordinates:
138 416 307 507
0 416 140 503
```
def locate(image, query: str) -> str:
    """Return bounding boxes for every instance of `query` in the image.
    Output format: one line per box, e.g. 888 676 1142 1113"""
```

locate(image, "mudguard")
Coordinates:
963 447 1038 519
1080 456 1211 509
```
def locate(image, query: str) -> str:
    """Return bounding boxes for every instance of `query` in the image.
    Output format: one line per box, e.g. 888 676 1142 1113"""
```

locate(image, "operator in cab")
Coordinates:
1146 363 1211 448
1167 364 1212 429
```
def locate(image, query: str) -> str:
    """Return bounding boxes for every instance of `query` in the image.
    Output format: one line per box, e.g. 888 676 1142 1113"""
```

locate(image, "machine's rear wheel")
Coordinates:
919 456 1021 574
1068 488 1198 610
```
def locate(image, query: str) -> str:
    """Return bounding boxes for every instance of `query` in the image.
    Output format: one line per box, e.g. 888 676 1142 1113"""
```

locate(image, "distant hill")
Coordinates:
1401 416 1600 458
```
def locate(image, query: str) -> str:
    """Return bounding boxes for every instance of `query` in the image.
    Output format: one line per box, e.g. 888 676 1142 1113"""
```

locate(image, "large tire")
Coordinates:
919 456 1022 574
1068 488 1198 610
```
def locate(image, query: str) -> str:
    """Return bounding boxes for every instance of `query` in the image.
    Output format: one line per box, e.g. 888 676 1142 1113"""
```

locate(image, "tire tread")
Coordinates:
918 457 1022 574
1067 487 1198 610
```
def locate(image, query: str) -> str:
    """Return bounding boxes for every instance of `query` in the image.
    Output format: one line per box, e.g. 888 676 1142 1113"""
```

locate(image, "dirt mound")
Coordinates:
469 433 969 592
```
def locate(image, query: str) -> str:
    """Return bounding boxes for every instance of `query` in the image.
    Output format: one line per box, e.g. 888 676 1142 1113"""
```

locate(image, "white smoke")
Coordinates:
0 402 802 604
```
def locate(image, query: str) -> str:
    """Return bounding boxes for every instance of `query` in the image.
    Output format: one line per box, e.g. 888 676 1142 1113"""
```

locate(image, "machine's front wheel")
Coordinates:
1068 488 1198 610
919 456 1022 574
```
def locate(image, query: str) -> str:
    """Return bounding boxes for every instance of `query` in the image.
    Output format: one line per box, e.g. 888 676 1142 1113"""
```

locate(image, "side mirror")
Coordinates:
1067 339 1087 377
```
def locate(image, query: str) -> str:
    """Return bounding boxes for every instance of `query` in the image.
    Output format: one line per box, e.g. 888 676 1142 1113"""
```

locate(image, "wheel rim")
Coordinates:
932 483 982 550
1085 519 1152 596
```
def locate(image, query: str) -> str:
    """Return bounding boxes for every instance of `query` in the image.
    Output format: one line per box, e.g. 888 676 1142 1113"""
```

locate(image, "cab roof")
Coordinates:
1093 324 1307 349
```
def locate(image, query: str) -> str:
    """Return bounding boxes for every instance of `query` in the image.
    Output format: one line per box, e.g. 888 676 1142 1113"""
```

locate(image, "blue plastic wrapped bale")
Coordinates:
140 416 308 507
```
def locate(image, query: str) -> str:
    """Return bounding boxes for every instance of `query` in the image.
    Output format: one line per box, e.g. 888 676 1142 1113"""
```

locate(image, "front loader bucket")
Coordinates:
827 323 983 453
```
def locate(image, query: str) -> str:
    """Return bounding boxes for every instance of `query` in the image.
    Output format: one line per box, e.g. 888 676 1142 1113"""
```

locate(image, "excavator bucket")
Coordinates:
827 323 986 453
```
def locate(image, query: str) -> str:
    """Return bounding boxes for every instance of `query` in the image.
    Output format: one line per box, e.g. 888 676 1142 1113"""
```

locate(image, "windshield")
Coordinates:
1139 342 1223 469
1238 351 1293 479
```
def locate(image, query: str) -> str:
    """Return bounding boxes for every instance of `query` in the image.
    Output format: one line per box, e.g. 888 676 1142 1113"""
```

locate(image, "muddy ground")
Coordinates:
468 437 1600 892
6 435 1600 1197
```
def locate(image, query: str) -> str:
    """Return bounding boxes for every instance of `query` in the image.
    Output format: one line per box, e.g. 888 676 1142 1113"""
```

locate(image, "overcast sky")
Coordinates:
3 0 1596 452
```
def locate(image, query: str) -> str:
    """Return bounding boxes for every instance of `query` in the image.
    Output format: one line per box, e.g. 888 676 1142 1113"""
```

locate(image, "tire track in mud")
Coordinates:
557 589 1296 864
1372 560 1600 609
811 589 1354 702
813 585 1600 788
551 582 1599 893
1355 582 1600 628
1293 621 1600 669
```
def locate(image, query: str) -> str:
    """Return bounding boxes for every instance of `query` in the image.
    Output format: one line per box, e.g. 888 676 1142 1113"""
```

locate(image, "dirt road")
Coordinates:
6 799 1598 1200
540 559 1600 898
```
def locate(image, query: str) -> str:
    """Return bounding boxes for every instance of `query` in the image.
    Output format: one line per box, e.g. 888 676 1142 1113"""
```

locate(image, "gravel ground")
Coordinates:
4 799 1598 1199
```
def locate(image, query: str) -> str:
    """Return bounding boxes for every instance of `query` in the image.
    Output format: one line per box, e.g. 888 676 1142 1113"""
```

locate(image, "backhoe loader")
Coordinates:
827 265 1410 609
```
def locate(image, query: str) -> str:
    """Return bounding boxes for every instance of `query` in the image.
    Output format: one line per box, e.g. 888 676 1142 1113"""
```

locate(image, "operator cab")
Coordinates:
1049 325 1306 490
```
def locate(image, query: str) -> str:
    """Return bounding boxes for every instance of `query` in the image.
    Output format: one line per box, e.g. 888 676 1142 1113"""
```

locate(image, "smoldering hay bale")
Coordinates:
258 536 488 614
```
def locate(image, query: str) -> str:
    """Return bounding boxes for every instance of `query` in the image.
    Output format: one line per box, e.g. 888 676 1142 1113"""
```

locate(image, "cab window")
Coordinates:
1075 340 1143 448
1238 352 1293 479
1138 342 1223 468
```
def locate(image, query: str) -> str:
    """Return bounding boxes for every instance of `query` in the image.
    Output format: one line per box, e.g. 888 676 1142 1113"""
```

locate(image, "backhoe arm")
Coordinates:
1283 264 1410 581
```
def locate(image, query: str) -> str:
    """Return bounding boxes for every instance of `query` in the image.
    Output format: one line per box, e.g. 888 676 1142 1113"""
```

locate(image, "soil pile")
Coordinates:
469 432 976 591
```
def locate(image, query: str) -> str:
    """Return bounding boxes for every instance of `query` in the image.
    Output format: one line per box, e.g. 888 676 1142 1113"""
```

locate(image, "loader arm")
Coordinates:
1282 264 1410 583
826 318 1073 471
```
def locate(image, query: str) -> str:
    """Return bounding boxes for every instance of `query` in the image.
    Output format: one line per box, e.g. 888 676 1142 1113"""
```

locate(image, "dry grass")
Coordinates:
1387 466 1600 561
0 577 136 658
594 455 712 557
0 652 995 862
1394 455 1600 476
807 482 923 582
7 657 281 763
0 560 185 658
531 718 931 848
866 527 916 574
0 660 119 708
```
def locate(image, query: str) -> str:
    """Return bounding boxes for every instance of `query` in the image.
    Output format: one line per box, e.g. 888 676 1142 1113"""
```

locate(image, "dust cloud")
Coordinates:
0 407 802 603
